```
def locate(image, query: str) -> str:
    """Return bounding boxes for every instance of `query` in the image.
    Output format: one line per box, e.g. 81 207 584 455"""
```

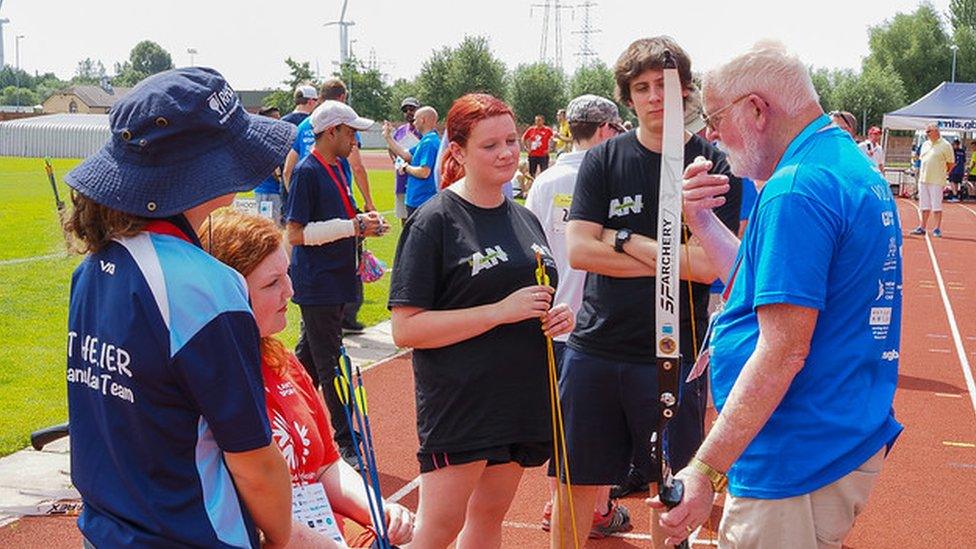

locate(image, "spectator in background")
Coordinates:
255 108 286 225
948 139 965 203
383 106 441 216
513 159 534 198
858 126 885 172
389 97 423 225
966 141 976 201
523 114 555 177
285 100 389 466
282 78 375 333
829 110 858 138
282 84 319 126
552 108 573 155
912 123 954 237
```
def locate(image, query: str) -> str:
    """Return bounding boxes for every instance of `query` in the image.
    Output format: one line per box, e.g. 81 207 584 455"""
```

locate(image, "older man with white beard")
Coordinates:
649 41 904 549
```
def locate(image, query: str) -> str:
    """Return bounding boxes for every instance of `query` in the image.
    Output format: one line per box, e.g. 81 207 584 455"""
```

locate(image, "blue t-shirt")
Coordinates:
709 116 903 499
405 130 441 208
950 147 966 178
68 217 270 548
286 152 358 305
254 174 280 195
292 118 358 208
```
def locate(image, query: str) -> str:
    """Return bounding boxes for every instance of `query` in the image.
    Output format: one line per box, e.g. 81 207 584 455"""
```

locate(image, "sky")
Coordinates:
0 0 956 90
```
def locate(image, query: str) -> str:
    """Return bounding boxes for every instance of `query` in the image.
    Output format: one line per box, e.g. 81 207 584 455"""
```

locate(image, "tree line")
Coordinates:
3 1 976 129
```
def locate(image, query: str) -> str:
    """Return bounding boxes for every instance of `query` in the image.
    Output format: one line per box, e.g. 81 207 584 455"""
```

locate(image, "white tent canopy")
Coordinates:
883 82 976 132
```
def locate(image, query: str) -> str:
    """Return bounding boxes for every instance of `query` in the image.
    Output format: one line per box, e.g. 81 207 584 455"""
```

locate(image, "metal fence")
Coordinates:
0 114 111 158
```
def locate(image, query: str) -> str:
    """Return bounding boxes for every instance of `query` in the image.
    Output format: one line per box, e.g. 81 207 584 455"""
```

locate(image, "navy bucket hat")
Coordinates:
66 67 297 218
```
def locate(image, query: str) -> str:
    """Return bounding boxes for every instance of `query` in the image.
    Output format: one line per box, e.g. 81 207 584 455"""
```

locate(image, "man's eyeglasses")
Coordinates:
703 94 753 132
607 121 626 134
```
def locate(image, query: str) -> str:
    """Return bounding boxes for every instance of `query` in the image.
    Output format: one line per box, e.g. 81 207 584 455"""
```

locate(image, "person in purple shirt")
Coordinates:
390 97 423 225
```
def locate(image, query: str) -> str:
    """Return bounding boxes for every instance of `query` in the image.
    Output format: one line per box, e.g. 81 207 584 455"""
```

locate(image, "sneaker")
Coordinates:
910 227 925 236
589 500 633 539
540 500 633 539
610 468 648 499
933 228 943 237
342 321 365 335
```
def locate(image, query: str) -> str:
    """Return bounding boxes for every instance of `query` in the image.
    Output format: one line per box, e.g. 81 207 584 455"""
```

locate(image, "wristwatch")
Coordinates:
689 457 728 493
613 228 633 253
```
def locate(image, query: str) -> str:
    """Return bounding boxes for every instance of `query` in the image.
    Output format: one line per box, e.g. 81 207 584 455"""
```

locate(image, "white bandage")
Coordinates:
303 219 356 245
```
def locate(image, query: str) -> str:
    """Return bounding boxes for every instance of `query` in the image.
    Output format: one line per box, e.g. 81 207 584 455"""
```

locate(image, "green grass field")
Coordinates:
0 157 400 457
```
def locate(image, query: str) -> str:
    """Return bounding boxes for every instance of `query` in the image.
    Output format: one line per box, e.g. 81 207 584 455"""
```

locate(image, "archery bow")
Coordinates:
651 50 690 549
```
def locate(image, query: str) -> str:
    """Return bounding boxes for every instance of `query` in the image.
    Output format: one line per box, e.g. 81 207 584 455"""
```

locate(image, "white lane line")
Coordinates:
906 200 976 420
960 204 976 219
500 520 713 545
388 476 420 503
0 253 66 266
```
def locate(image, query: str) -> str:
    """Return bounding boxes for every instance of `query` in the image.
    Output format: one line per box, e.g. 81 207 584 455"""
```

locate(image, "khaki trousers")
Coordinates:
718 447 885 549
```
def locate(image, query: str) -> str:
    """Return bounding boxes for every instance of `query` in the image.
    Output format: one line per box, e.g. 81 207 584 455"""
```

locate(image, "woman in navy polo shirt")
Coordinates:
389 93 576 548
62 68 296 548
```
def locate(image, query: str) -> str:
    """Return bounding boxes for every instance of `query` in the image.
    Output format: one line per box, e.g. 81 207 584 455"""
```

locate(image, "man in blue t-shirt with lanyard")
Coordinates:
650 42 903 548
285 100 389 464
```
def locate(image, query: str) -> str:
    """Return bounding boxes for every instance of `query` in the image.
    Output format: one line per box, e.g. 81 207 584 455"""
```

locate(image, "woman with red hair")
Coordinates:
389 93 576 548
201 210 414 549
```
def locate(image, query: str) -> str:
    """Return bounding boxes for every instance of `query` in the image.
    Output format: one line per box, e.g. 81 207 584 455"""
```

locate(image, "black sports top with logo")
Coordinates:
568 130 742 363
389 190 559 454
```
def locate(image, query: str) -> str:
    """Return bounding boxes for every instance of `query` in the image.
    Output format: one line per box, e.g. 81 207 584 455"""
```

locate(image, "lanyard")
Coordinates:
144 220 192 243
722 255 743 302
312 150 356 219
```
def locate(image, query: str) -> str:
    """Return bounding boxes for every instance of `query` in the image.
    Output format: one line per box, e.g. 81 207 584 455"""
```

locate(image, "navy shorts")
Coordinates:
418 441 551 474
549 346 706 485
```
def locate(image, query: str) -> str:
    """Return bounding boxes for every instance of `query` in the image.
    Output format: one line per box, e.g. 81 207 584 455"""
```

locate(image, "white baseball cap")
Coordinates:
311 100 375 134
296 84 318 100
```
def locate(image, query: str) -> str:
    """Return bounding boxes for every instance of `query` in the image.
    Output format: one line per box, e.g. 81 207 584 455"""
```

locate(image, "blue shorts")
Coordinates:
550 346 706 485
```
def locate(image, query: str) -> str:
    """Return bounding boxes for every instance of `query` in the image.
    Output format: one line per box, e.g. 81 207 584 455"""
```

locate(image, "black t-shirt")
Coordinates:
568 131 742 363
389 190 559 453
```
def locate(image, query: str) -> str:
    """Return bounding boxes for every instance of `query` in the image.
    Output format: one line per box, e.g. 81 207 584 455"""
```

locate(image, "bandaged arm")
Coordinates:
287 219 358 246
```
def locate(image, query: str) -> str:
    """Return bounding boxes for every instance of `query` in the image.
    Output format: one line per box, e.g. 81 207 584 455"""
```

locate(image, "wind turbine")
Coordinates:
0 0 10 69
324 0 355 65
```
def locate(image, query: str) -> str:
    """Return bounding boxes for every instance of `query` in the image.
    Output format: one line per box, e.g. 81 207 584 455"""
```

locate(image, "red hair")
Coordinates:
440 93 516 188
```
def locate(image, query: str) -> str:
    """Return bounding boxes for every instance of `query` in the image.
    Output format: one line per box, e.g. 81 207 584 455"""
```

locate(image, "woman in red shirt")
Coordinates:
202 210 413 548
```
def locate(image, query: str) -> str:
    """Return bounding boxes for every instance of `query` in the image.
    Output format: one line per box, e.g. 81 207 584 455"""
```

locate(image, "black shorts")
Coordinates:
528 155 549 175
949 173 963 184
549 346 706 485
418 441 551 473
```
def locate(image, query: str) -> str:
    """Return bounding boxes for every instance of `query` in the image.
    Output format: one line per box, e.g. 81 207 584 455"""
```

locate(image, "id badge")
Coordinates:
292 482 344 543
687 306 721 383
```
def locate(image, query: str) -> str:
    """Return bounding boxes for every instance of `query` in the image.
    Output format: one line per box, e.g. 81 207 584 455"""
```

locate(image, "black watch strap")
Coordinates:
614 228 632 253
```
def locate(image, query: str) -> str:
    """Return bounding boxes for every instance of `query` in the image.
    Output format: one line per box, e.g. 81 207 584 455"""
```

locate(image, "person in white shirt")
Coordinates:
858 126 885 172
524 94 632 540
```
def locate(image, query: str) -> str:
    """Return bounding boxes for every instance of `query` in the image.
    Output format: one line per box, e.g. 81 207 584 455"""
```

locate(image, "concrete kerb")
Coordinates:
0 319 405 528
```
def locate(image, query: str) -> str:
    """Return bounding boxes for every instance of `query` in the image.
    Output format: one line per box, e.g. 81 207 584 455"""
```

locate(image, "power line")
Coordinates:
573 1 600 67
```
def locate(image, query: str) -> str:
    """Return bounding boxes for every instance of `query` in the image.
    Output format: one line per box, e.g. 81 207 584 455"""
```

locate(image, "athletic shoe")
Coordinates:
910 227 925 235
342 321 366 335
540 500 633 539
589 500 633 539
610 468 649 498
933 228 943 237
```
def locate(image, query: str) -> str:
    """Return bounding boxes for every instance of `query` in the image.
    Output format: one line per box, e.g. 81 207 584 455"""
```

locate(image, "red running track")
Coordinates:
3 199 974 548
